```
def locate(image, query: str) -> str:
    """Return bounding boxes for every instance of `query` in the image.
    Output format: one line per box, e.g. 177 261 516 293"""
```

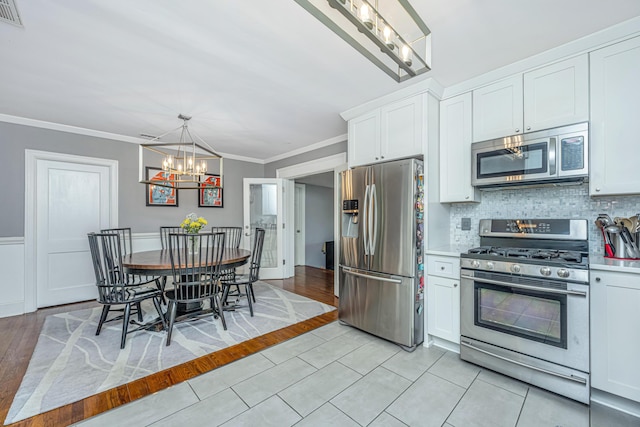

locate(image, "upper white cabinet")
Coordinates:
472 75 523 142
590 36 640 196
439 92 479 203
590 269 640 403
523 55 589 132
472 55 588 142
348 94 423 167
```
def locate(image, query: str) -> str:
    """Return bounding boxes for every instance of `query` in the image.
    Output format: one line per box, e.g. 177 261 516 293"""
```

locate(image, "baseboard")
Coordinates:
0 301 25 318
591 388 640 418
428 335 460 354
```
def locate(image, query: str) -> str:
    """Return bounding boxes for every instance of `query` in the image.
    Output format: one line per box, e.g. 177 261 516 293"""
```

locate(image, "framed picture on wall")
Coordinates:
199 174 223 208
145 167 179 207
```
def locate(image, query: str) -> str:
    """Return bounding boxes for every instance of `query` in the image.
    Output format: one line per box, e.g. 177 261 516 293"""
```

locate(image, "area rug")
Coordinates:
5 282 335 425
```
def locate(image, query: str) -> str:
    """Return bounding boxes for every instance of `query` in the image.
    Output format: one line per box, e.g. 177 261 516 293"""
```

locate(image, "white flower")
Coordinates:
186 213 198 221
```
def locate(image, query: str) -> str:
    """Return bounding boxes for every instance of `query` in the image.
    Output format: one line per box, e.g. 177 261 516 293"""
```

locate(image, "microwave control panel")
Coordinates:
560 136 584 171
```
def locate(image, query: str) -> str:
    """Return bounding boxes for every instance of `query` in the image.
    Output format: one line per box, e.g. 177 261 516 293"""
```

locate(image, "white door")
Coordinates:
294 184 306 266
243 178 285 279
36 160 112 307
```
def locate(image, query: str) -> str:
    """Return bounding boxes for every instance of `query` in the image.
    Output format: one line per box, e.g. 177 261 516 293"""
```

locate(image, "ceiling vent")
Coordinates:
0 0 22 27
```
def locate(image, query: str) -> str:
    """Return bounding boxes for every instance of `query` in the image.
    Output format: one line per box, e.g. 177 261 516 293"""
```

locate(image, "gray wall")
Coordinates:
264 141 347 177
304 184 334 268
0 121 264 237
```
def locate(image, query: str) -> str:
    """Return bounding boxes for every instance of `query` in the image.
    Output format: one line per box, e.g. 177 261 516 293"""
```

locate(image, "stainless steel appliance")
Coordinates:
339 158 424 351
460 219 590 403
471 122 589 188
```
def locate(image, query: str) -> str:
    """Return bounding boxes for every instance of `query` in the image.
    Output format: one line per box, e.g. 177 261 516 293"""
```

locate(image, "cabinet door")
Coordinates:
380 95 423 161
524 55 589 132
472 75 523 142
348 110 380 168
591 271 640 402
427 275 460 344
439 93 479 203
590 36 640 196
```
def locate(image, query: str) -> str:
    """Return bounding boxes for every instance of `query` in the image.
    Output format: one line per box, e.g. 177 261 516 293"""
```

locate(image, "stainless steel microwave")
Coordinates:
471 122 589 188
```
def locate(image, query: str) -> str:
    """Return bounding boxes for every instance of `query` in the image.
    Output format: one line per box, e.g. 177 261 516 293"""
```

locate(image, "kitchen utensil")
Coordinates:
621 225 640 258
597 214 613 226
607 224 639 259
595 219 615 257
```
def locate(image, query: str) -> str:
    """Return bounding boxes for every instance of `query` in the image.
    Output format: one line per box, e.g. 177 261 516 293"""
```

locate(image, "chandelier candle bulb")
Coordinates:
383 26 394 50
401 45 412 66
359 3 373 29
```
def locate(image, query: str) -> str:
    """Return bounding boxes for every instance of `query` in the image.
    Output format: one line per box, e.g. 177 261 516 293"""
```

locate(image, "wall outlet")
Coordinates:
461 217 471 231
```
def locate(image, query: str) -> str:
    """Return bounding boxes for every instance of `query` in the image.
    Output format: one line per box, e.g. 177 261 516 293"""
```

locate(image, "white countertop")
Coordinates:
590 256 640 274
426 244 473 258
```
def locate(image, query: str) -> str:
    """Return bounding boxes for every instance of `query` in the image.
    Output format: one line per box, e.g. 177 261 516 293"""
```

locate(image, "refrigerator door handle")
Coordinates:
363 184 370 255
370 183 378 256
342 266 403 284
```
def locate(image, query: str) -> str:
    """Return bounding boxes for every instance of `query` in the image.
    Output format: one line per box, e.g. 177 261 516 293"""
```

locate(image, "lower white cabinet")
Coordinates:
426 255 460 346
590 269 640 403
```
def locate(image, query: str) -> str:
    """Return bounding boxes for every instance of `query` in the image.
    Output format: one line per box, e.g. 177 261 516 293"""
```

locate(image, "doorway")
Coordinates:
276 152 347 297
25 150 118 311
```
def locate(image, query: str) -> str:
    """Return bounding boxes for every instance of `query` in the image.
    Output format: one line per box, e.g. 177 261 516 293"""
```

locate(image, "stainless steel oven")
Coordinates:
471 122 589 188
459 219 590 403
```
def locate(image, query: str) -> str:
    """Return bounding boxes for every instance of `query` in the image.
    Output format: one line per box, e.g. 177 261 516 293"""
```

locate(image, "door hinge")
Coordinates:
282 223 285 229
283 259 286 265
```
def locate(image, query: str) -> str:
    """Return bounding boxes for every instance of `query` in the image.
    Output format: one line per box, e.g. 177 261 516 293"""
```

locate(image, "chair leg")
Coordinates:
221 283 230 306
166 301 177 346
96 305 110 336
246 284 254 317
213 293 227 330
152 296 167 330
249 283 256 303
157 278 167 305
121 303 132 349
136 302 143 322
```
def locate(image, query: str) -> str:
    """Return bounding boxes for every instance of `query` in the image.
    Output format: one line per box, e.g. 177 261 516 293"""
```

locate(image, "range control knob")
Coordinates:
557 269 570 278
511 264 521 273
540 267 552 276
470 260 481 269
486 262 495 270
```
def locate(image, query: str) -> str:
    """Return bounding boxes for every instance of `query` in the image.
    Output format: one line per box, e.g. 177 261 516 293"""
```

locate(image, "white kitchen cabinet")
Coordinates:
472 55 588 142
472 75 523 142
590 36 640 196
523 55 589 132
427 255 460 347
439 92 479 203
590 269 640 403
348 95 423 167
348 109 380 167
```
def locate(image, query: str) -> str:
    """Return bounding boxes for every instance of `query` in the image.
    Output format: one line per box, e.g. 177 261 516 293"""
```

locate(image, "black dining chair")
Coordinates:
221 228 265 317
211 226 243 249
160 226 184 249
101 227 165 316
88 232 166 349
165 232 227 346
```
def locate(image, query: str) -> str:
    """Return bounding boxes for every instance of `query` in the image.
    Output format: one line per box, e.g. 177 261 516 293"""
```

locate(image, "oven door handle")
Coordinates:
461 275 587 297
460 341 588 385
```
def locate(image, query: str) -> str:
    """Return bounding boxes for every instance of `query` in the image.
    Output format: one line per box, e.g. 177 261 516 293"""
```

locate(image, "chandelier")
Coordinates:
295 0 431 82
138 114 223 190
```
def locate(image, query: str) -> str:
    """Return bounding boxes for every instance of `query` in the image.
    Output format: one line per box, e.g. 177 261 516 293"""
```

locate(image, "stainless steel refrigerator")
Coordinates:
339 158 425 351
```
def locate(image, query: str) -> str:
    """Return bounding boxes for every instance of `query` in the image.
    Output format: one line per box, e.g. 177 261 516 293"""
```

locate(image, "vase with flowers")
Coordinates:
180 213 208 254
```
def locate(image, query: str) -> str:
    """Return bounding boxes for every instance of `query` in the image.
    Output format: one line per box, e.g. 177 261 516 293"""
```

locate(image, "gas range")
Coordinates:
460 219 589 283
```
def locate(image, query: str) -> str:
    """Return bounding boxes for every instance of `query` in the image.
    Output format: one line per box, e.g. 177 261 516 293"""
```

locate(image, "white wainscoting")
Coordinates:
0 233 162 319
0 237 26 318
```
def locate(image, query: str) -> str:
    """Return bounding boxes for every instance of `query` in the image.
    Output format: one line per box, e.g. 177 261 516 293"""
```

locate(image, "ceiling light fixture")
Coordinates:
138 114 223 190
295 0 431 82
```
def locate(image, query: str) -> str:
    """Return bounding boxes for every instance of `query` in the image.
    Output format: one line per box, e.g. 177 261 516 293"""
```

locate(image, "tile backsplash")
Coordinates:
449 183 640 255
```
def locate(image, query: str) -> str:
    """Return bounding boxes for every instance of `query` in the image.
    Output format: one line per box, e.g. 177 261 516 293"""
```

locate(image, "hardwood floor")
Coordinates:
0 266 337 427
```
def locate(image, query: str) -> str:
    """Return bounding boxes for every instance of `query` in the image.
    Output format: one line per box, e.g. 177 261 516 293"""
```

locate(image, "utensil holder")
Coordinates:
606 232 640 260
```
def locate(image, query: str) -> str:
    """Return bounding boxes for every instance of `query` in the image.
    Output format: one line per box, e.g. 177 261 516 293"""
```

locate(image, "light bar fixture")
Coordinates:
295 0 431 82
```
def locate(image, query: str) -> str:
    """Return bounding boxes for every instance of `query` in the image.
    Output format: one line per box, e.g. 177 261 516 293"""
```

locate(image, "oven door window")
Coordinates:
474 282 567 348
477 142 548 179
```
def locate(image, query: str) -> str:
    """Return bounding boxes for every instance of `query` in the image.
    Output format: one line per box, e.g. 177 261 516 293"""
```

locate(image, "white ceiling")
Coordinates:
2 1 640 161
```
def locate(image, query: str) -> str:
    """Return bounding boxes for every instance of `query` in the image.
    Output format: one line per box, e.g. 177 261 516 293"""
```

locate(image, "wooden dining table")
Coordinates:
122 248 251 276
122 248 251 317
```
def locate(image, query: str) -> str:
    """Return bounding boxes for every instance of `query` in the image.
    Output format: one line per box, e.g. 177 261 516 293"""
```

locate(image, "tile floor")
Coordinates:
74 322 640 427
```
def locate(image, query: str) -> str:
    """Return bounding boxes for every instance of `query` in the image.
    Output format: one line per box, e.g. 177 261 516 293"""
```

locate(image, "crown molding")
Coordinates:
263 133 347 164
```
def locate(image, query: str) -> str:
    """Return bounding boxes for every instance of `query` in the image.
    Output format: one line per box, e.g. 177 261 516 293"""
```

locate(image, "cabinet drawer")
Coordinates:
427 256 460 279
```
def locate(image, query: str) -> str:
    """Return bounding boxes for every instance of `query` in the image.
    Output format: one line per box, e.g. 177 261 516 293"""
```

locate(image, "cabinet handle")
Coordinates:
440 266 445 270
381 155 384 159
526 126 531 131
515 128 520 133
595 277 601 282
375 157 379 160
595 188 601 192
465 196 470 200
454 283 458 287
